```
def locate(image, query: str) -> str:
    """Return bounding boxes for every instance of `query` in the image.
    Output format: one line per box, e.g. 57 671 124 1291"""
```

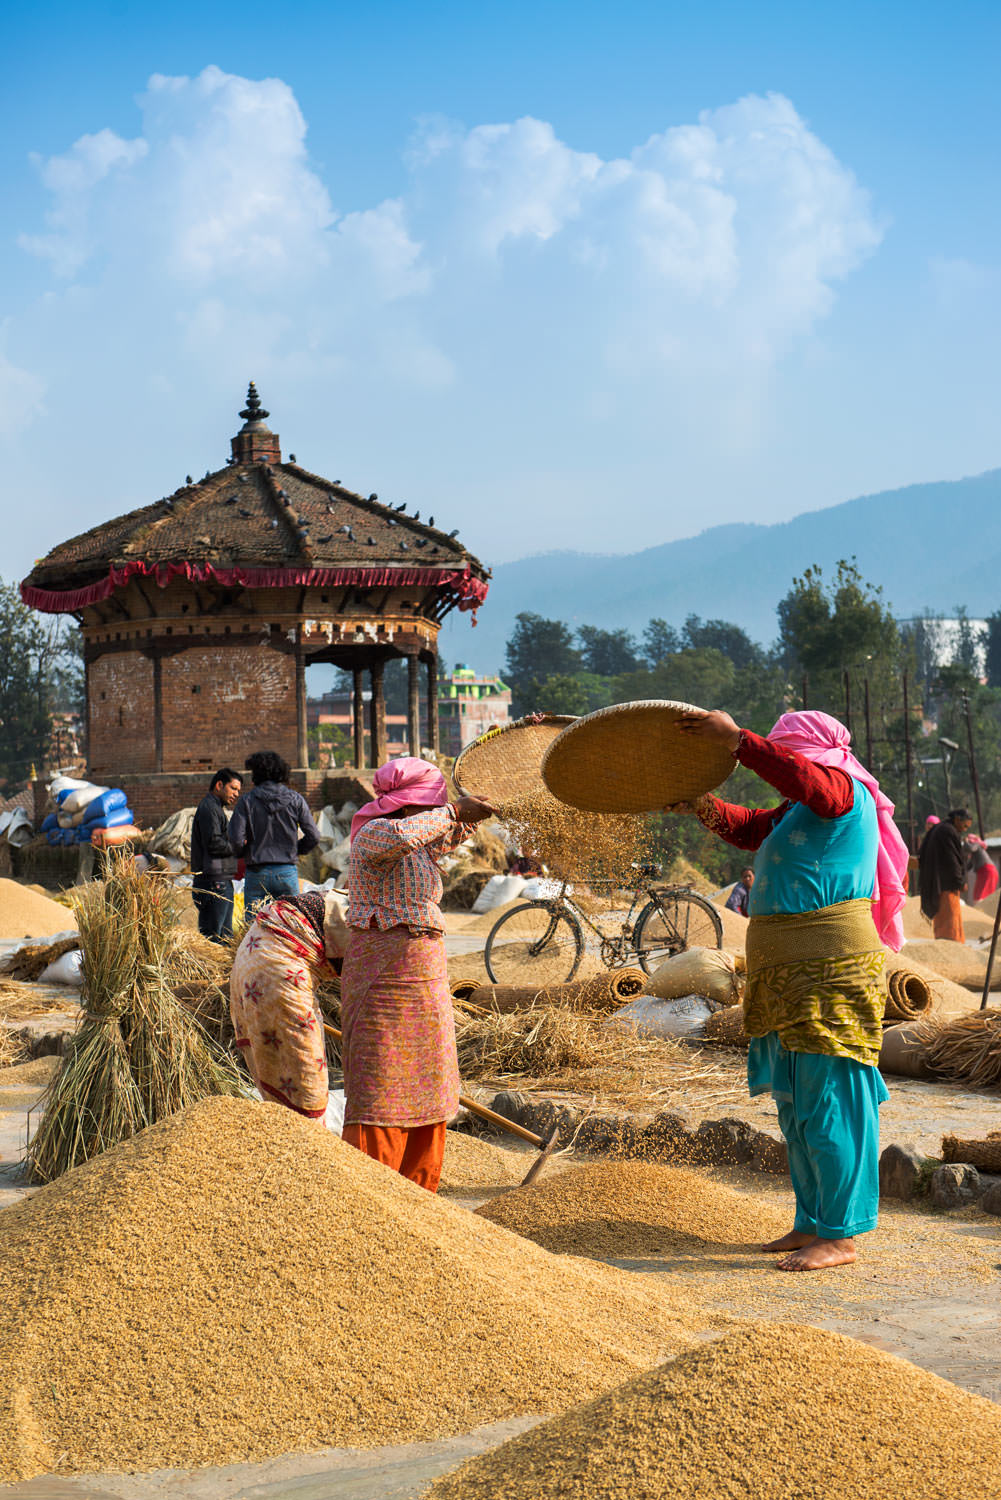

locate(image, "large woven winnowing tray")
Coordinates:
541 700 735 813
453 715 576 803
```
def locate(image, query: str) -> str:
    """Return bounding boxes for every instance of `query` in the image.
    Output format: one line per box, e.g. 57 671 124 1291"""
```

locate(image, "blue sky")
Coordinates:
3 0 999 594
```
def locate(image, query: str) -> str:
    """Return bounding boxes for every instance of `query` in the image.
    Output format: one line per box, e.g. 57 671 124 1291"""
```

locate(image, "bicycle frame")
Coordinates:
547 878 672 965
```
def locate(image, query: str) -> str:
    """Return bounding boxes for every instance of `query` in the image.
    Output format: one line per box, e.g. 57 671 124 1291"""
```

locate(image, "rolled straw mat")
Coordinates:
942 1133 1001 1171
884 968 933 1022
450 978 483 1002
478 969 647 1014
882 947 984 1019
453 715 576 803
542 700 735 813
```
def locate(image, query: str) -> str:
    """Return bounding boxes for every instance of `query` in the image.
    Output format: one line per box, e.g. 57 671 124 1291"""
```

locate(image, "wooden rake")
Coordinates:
322 1021 560 1186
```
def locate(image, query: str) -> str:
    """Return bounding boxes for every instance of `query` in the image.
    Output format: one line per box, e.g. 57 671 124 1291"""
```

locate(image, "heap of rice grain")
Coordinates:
0 1096 701 1483
476 1161 789 1258
429 1322 1001 1500
0 878 77 940
439 1129 532 1190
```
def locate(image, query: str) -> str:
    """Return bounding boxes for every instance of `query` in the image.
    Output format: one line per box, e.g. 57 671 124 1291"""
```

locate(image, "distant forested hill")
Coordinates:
442 468 1001 674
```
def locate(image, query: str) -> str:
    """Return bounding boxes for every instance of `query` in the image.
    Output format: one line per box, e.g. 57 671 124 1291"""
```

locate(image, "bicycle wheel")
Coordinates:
633 890 723 973
484 901 584 985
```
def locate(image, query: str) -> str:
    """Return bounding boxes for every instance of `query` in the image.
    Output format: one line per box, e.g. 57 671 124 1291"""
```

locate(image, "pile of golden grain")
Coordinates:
476 1161 789 1258
0 1095 702 1483
430 1322 1001 1499
438 1129 531 1191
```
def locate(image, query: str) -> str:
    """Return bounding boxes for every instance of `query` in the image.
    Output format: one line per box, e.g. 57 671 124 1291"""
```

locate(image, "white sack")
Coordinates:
38 949 84 987
645 946 738 1006
604 994 714 1040
60 784 109 816
471 874 526 914
324 1089 347 1136
4 809 34 847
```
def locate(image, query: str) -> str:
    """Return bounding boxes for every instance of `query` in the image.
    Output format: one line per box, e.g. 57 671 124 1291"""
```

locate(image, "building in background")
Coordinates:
437 665 512 757
20 384 488 825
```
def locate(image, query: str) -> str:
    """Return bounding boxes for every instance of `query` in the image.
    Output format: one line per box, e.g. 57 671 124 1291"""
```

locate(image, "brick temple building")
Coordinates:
21 385 489 824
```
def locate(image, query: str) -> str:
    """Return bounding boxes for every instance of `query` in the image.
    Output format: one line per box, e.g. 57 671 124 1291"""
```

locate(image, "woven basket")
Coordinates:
453 715 576 804
542 700 735 813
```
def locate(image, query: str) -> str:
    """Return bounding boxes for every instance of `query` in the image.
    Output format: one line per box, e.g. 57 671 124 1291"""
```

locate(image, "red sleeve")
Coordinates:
696 795 786 851
735 729 854 818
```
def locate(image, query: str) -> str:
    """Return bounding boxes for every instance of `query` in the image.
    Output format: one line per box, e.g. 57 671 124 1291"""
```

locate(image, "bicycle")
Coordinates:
483 864 723 985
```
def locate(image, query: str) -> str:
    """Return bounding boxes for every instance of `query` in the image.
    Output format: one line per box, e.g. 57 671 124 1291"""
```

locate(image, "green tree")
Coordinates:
576 625 639 676
777 559 903 726
642 618 679 667
504 613 582 714
682 615 763 671
0 581 59 787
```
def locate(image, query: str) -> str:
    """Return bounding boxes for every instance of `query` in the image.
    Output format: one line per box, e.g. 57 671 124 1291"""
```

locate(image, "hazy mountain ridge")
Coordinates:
442 469 1001 673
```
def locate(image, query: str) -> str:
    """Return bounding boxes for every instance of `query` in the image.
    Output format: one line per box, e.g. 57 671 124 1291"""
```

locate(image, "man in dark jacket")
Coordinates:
229 749 322 912
918 807 972 942
191 768 244 941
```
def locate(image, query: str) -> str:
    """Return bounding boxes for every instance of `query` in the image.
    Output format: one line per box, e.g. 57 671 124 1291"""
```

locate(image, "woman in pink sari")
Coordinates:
340 758 495 1191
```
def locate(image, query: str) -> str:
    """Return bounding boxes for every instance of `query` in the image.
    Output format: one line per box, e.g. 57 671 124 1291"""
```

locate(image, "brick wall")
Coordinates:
88 654 157 778
160 644 297 771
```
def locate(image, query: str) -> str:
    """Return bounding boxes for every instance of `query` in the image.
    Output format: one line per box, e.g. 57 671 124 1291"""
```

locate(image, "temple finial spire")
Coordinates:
231 379 281 464
239 381 269 426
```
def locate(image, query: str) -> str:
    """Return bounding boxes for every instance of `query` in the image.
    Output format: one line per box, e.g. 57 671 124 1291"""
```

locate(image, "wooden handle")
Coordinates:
322 1020 543 1149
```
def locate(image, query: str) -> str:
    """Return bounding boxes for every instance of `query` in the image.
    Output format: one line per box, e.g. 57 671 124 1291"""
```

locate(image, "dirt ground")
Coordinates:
2 911 999 1500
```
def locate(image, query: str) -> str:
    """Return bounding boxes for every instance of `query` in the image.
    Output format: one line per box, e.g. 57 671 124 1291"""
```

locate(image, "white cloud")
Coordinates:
6 69 884 571
0 347 45 437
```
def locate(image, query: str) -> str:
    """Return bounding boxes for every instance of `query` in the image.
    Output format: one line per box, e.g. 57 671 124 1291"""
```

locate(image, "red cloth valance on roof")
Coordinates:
21 559 489 614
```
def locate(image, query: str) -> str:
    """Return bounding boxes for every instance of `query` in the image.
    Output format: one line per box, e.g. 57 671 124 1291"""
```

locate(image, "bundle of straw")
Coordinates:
456 1007 604 1079
884 968 933 1023
26 856 243 1183
923 1010 1001 1089
0 1021 25 1070
941 1133 1001 1171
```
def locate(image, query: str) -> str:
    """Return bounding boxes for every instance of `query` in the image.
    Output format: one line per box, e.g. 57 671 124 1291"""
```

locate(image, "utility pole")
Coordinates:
902 670 916 854
962 691 985 839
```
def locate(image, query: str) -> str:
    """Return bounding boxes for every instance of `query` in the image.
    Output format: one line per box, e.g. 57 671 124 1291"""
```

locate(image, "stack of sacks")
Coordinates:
44 776 138 846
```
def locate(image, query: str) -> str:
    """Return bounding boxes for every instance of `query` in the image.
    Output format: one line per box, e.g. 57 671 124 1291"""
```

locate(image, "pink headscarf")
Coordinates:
925 815 941 828
767 710 909 952
350 757 449 843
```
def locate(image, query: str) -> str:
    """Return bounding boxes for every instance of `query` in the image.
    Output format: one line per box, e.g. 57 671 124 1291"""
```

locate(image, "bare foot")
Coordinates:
777 1236 856 1272
761 1230 815 1253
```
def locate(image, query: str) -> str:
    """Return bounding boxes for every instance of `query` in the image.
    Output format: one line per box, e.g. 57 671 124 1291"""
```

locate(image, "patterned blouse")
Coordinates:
347 804 473 933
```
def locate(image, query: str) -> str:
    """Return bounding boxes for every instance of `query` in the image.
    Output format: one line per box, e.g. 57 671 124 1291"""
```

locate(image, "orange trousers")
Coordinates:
342 1121 447 1192
933 889 965 943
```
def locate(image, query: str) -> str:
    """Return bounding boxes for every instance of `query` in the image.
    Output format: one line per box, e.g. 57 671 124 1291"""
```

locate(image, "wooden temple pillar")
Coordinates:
425 652 439 755
295 642 309 770
407 653 421 757
369 658 388 767
352 666 366 768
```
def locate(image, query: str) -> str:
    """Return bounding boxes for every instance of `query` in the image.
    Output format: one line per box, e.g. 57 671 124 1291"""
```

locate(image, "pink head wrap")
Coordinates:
350 756 449 843
767 710 909 952
925 815 941 828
